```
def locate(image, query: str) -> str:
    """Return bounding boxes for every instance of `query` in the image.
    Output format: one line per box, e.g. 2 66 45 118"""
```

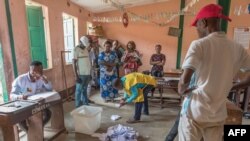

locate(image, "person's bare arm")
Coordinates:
178 68 194 95
159 55 166 66
107 62 117 67
99 53 117 67
38 74 52 91
150 55 161 65
86 45 92 52
121 52 132 62
232 75 250 90
99 61 116 67
72 59 79 80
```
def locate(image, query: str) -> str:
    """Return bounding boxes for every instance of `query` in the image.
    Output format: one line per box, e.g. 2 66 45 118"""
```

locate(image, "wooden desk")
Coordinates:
164 71 182 77
0 98 65 141
0 100 38 141
148 77 181 108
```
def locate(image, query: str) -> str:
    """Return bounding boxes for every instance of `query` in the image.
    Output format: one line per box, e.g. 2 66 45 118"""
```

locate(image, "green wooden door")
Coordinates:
26 6 48 68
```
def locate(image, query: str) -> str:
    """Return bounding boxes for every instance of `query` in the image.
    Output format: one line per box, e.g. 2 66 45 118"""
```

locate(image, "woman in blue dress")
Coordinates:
98 40 118 102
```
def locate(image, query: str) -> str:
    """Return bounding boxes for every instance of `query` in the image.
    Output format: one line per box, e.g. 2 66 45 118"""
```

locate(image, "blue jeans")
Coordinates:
75 75 91 107
134 85 153 120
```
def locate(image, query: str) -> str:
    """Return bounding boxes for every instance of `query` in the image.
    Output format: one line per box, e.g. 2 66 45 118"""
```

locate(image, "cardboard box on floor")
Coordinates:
226 100 243 125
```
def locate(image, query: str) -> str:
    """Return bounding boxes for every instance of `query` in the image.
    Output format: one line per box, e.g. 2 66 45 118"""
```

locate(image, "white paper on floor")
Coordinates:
111 115 121 121
100 124 139 141
114 104 120 108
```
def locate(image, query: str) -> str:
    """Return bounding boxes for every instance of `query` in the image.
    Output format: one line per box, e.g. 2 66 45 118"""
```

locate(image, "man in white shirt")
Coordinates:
178 4 250 141
73 36 92 107
10 61 52 132
10 61 52 100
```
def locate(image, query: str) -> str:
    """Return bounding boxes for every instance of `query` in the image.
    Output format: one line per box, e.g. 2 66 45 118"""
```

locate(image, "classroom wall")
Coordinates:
1 0 249 94
227 0 250 54
228 0 250 79
0 0 92 93
95 0 217 72
0 0 15 92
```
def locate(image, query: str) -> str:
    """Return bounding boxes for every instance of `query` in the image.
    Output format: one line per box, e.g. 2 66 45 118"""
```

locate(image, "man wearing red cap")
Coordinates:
178 3 250 141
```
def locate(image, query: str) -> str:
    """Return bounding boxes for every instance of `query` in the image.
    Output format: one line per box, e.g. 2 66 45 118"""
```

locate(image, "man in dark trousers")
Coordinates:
114 72 156 123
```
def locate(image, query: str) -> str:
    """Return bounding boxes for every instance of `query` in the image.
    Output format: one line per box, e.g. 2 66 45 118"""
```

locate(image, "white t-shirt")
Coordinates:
73 46 91 75
182 32 250 122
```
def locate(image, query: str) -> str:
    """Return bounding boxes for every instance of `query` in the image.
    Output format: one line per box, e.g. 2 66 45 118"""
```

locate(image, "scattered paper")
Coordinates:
114 104 120 108
111 115 122 121
102 124 139 141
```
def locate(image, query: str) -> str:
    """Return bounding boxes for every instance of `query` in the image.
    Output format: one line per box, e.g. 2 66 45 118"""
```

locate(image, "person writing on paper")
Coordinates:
114 72 156 123
10 61 52 100
10 61 52 132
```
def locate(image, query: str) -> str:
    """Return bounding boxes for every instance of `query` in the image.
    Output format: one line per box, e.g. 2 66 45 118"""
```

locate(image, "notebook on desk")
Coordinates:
28 91 61 103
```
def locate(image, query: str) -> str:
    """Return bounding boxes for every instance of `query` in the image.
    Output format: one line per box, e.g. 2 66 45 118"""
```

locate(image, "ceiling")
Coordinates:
71 0 170 13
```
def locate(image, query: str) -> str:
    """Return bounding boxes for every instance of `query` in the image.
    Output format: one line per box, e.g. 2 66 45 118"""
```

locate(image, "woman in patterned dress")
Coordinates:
150 44 166 77
98 40 118 102
121 41 142 75
150 44 166 96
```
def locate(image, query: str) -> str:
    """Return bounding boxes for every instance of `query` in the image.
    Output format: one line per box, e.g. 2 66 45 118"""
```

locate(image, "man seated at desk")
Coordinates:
10 61 52 132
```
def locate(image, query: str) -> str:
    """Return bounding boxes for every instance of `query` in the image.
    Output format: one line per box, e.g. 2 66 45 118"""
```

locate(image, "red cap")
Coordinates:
191 4 232 26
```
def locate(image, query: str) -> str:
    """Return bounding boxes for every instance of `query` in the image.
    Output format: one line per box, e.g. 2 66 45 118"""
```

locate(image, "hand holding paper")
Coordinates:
119 99 126 108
